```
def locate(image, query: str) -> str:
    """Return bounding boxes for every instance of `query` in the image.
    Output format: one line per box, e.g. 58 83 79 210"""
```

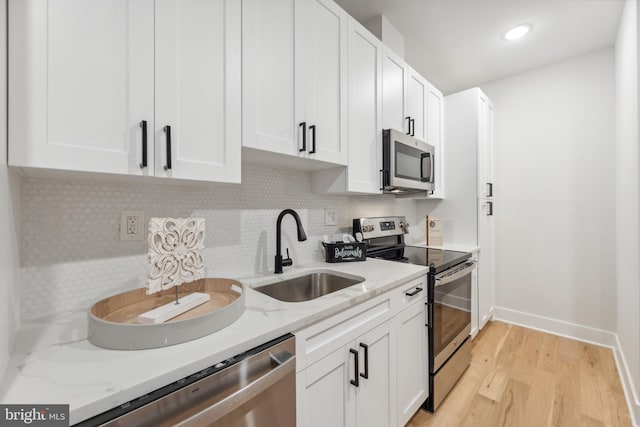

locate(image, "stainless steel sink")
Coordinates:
253 270 365 302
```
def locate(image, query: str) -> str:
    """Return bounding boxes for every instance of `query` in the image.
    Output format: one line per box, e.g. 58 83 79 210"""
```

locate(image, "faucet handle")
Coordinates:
282 248 293 267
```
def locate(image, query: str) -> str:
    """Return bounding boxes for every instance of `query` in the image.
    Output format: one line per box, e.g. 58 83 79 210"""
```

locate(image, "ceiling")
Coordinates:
334 0 625 94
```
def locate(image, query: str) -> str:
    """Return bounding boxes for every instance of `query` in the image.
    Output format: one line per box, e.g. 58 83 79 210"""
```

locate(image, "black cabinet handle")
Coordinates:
349 348 359 387
405 116 411 135
299 122 307 152
410 118 415 136
309 124 316 154
426 302 433 327
163 125 172 171
359 343 369 379
139 120 148 169
487 201 493 216
487 182 493 197
405 287 423 297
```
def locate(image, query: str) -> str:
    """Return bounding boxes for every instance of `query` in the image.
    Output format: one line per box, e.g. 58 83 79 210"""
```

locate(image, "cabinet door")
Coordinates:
406 67 428 141
396 300 428 426
478 199 495 329
304 0 348 165
382 46 408 134
471 252 479 337
155 0 241 183
9 0 154 175
427 84 444 198
300 345 357 427
477 94 494 197
242 0 305 157
346 17 382 194
357 320 395 427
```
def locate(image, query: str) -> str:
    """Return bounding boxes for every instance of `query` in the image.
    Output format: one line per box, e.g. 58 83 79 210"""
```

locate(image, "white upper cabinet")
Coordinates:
381 45 445 198
345 18 382 194
243 0 347 166
382 46 409 134
9 0 241 183
242 0 304 157
305 0 348 165
312 16 382 194
155 0 241 183
382 49 429 142
427 83 444 198
406 67 428 141
9 0 154 175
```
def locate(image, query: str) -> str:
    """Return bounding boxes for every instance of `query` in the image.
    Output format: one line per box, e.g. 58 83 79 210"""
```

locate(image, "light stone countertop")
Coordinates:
0 258 427 425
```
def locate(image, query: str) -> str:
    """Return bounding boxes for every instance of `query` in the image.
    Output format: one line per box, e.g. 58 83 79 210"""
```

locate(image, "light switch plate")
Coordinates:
120 210 145 241
324 209 337 226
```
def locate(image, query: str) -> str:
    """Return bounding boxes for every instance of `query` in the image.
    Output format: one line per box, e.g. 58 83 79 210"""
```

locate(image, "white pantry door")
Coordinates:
155 0 241 183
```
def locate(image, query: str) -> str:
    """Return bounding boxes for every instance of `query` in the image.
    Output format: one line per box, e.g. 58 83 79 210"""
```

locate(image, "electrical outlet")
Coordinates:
324 209 337 226
120 210 144 241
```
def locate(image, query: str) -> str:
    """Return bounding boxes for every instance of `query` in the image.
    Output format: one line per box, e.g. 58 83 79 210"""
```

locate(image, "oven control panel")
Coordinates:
379 220 396 231
353 216 409 239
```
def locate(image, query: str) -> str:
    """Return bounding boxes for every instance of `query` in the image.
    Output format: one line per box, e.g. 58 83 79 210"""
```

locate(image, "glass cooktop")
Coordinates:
402 246 471 273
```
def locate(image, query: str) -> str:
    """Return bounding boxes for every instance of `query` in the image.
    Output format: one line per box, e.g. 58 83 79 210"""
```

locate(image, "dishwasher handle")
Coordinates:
175 352 295 427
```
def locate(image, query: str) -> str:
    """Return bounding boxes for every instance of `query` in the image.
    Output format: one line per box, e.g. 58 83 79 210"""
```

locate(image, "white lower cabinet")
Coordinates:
298 320 393 427
295 276 429 427
395 297 428 426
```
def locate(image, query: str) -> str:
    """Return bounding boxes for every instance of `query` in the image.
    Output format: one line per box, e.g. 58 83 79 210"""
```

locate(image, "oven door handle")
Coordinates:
425 301 433 327
435 260 476 287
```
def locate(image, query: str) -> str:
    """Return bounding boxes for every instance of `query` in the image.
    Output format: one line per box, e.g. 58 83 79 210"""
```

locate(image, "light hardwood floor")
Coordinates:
408 321 632 427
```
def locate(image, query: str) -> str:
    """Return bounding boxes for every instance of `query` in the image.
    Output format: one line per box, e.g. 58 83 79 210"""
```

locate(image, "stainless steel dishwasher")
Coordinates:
75 334 296 427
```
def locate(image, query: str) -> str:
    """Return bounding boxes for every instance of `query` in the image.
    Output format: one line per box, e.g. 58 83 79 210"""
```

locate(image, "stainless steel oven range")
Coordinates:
353 216 475 412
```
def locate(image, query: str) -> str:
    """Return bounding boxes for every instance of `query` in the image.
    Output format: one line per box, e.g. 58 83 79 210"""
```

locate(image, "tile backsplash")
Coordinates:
21 162 416 320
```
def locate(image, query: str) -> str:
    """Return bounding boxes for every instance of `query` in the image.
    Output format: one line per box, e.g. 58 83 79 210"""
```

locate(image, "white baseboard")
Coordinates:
613 335 640 427
493 306 616 347
493 306 639 427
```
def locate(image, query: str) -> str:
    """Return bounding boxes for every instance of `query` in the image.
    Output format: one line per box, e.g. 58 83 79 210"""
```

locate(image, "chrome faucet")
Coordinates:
275 209 307 274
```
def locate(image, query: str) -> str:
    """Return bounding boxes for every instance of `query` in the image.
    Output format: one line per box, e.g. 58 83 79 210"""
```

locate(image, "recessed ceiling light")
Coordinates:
502 24 532 41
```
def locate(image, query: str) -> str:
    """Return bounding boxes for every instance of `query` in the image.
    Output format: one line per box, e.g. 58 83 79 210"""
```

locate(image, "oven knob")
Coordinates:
363 224 374 233
399 221 410 233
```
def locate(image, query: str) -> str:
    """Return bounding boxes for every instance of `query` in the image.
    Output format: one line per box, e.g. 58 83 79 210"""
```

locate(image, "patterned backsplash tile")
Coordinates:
20 162 415 320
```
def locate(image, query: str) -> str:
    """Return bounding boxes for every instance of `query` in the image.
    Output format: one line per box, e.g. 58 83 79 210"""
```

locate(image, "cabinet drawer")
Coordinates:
395 276 427 310
295 292 392 370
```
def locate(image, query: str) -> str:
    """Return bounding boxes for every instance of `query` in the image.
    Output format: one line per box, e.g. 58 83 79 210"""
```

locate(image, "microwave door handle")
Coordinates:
420 153 430 182
430 152 435 183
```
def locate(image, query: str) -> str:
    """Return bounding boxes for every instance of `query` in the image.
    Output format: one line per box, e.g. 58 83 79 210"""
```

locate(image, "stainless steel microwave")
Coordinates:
382 129 435 194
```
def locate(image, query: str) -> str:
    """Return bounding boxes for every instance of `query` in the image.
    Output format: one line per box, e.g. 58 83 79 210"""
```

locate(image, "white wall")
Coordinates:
480 48 616 333
0 0 21 383
615 0 640 418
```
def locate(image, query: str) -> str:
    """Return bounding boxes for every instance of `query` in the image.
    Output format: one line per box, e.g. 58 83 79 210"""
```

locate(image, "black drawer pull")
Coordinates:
299 122 307 152
359 343 369 379
309 124 316 154
163 125 172 171
139 120 148 169
405 116 411 135
405 287 423 297
350 348 359 387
